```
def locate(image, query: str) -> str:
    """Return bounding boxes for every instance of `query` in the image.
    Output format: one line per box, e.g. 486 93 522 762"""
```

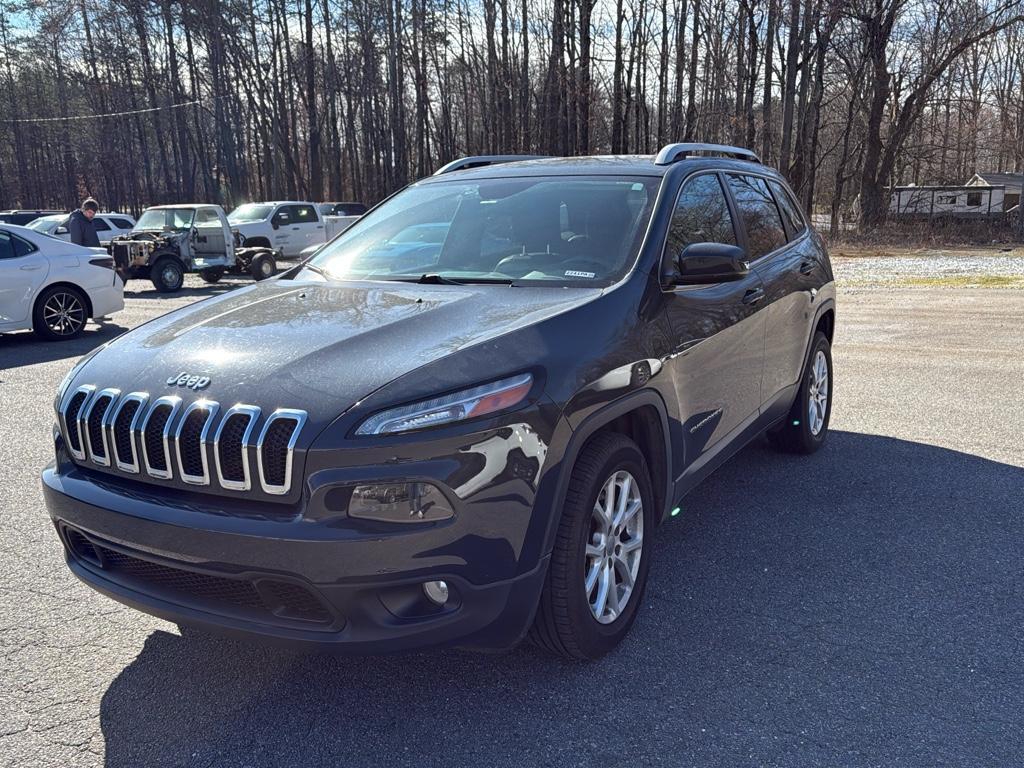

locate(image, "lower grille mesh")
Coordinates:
63 528 333 626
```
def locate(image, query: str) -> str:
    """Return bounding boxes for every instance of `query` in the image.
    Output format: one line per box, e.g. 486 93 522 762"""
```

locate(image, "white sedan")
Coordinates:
0 225 124 340
26 212 136 246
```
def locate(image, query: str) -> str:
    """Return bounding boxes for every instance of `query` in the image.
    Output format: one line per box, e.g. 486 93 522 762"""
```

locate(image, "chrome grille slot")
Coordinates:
61 385 96 461
214 405 261 491
257 409 307 495
175 400 220 485
82 388 120 466
110 393 149 473
140 396 182 479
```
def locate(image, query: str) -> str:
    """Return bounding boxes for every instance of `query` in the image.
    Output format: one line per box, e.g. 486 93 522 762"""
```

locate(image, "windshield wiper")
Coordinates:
301 263 331 278
415 273 517 286
417 273 464 285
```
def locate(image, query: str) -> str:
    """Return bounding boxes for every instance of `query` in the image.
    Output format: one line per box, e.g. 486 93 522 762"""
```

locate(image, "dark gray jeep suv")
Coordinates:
44 144 835 660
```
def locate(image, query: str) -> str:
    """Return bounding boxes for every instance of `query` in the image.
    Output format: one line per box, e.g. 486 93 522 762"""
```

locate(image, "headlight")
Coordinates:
355 373 534 436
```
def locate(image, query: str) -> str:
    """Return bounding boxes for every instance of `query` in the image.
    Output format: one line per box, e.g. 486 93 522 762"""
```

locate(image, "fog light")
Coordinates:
347 482 454 523
423 580 449 606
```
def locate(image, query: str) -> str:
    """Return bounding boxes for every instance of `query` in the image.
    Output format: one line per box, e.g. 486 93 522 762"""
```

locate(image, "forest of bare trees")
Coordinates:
1 0 1023 232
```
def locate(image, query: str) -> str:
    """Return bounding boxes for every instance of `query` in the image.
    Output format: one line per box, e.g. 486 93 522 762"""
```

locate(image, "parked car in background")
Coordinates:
109 204 277 292
43 144 836 659
317 202 368 217
0 224 123 340
27 213 136 246
229 201 360 258
0 209 64 226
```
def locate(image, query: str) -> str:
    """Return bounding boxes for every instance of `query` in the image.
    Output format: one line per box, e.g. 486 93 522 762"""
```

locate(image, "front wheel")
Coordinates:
151 258 185 293
529 432 654 660
768 330 832 454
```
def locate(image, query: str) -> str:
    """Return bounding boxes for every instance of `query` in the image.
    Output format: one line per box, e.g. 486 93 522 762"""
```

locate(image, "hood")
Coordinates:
75 277 602 425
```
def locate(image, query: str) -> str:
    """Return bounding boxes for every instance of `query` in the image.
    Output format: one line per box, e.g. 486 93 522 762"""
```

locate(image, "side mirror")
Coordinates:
671 242 749 285
55 226 68 235
271 220 279 230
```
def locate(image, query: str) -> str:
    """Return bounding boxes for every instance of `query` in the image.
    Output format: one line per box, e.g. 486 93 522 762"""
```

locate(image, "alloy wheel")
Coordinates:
42 291 85 336
585 469 644 624
807 349 829 435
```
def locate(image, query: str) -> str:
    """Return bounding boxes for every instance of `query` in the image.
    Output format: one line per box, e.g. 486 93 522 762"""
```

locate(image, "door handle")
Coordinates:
799 259 816 275
742 287 765 305
20 264 42 271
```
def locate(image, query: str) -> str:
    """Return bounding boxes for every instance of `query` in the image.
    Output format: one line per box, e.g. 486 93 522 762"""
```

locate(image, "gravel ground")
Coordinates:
833 248 1024 286
1 266 1023 767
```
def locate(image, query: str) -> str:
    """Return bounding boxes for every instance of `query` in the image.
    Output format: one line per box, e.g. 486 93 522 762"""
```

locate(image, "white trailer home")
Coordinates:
888 184 1005 218
966 172 1022 212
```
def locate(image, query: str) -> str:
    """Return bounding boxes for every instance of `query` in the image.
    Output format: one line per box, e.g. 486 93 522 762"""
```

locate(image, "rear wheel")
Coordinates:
529 432 654 660
768 330 832 454
199 268 224 284
33 285 88 340
250 252 276 281
151 258 184 293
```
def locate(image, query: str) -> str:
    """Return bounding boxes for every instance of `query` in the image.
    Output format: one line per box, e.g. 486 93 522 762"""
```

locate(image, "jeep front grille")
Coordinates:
57 387 306 496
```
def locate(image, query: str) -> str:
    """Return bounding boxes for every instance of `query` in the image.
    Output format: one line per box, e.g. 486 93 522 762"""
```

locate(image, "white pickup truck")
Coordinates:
227 201 361 258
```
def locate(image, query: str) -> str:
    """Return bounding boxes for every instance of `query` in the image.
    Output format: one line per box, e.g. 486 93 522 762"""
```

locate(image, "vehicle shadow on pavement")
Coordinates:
0 322 129 369
97 431 1024 767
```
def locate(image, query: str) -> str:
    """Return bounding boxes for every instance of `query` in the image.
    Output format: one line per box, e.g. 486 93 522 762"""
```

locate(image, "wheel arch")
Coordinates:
538 390 674 560
243 236 272 249
35 280 93 318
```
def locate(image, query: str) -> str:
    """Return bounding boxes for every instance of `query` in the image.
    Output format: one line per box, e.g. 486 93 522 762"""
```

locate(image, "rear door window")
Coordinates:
768 181 807 239
292 205 318 224
0 231 16 259
111 218 134 229
726 174 787 259
93 218 111 231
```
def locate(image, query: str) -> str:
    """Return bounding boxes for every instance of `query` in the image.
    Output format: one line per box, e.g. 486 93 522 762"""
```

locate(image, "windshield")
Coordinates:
228 204 273 223
26 217 62 234
135 208 195 231
307 176 660 285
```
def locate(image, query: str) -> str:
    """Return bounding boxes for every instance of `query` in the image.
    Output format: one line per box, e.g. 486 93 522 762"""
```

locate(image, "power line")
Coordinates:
2 97 216 124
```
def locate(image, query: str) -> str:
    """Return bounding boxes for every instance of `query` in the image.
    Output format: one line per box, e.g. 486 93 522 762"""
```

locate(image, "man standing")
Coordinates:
67 198 100 248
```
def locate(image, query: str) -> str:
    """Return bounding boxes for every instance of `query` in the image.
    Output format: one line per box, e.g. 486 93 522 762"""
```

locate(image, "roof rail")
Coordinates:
654 143 760 165
433 155 552 175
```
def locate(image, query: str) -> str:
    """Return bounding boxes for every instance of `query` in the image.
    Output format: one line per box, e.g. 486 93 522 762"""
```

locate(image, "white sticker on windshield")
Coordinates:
565 270 596 279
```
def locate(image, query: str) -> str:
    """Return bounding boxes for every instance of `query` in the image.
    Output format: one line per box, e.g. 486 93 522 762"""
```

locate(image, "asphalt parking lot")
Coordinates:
2 268 1023 767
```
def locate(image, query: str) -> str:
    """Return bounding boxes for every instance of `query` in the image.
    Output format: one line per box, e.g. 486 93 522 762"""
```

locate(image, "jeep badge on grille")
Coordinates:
166 372 211 391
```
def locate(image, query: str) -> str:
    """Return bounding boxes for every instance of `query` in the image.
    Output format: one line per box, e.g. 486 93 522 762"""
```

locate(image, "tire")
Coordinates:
250 252 276 281
150 258 185 293
529 432 655 660
32 285 89 341
200 268 225 284
767 330 833 454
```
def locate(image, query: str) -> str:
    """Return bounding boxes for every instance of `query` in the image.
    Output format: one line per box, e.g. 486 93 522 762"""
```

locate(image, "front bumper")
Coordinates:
43 462 550 653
